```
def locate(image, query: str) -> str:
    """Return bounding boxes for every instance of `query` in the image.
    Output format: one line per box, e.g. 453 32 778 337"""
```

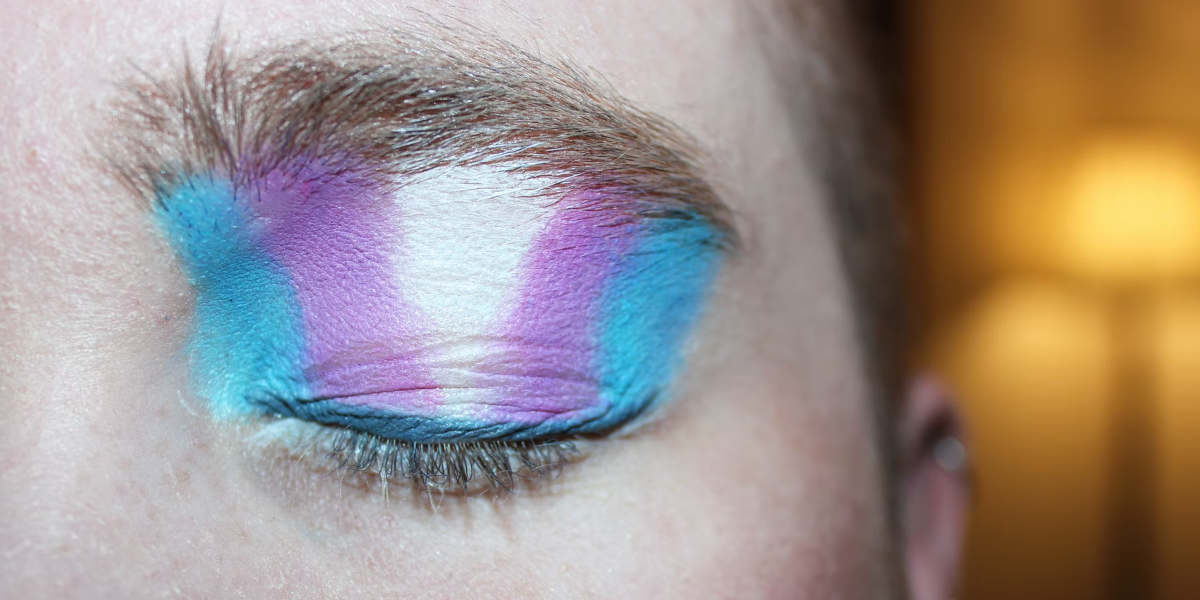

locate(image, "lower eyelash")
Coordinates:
321 426 581 495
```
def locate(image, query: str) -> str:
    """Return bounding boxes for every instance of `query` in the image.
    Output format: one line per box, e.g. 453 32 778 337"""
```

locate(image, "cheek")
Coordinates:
383 358 889 599
598 374 893 599
222 346 894 600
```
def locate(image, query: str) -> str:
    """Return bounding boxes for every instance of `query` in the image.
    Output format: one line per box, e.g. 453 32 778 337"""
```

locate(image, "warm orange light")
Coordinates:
928 280 1113 593
1063 138 1200 283
1146 293 1200 599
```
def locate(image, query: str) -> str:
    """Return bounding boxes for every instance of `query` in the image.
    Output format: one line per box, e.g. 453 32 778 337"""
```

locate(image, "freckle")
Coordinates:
175 469 192 491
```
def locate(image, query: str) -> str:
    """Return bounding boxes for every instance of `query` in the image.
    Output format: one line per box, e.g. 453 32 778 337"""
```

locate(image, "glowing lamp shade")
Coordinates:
1063 139 1200 284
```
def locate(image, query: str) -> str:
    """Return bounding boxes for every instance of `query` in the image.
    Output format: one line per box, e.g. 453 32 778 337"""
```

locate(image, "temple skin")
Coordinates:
0 1 969 599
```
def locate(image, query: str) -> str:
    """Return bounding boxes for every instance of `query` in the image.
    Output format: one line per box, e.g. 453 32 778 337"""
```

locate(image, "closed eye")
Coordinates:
110 27 735 495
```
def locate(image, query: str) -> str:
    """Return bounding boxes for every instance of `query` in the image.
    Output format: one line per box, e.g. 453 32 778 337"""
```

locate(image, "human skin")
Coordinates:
0 1 965 598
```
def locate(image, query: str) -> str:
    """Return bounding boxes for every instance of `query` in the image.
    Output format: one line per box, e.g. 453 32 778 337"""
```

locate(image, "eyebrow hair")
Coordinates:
105 26 737 246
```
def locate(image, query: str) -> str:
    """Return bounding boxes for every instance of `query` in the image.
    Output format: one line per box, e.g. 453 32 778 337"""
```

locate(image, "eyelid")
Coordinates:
157 166 722 435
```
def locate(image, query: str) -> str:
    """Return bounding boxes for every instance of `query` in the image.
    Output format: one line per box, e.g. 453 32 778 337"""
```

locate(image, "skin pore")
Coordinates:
0 1 966 598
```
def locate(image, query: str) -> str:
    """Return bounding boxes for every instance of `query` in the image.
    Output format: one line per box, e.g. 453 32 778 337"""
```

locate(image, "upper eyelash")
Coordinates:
256 416 583 496
324 426 581 494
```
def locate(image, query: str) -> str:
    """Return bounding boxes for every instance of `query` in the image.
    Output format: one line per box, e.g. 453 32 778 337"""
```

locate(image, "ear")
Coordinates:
900 375 971 600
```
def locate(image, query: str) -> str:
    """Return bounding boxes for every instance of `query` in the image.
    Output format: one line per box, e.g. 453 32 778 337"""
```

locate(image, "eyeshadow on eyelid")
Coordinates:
155 163 723 442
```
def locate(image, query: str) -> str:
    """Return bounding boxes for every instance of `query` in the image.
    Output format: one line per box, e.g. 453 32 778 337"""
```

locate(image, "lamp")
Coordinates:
1060 136 1200 600
1064 138 1200 284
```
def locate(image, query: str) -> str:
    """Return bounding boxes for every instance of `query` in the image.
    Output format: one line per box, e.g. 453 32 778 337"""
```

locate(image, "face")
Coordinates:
0 1 962 598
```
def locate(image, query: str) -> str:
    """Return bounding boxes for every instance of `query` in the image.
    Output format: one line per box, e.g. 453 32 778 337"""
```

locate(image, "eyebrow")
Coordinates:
105 27 737 246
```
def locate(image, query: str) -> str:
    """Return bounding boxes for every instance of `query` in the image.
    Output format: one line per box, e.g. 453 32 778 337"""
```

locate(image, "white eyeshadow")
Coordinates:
393 167 554 392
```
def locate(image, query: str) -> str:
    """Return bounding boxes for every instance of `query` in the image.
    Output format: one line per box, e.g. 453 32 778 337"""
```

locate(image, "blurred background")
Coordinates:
906 1 1200 599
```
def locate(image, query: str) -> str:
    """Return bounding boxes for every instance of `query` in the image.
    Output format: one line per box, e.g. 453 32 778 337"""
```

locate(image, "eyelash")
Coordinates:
314 423 581 495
